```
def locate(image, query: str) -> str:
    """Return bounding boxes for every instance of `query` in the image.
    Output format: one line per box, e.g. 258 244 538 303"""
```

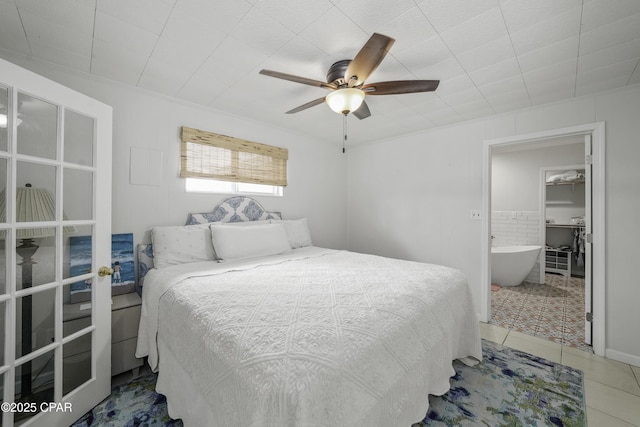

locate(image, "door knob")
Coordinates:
98 266 114 277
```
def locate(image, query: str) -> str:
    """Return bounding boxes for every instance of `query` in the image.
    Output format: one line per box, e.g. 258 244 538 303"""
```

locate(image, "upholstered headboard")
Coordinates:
137 196 281 285
185 196 281 225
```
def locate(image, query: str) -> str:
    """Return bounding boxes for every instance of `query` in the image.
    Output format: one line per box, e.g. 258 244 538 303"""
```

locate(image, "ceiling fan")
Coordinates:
259 33 439 119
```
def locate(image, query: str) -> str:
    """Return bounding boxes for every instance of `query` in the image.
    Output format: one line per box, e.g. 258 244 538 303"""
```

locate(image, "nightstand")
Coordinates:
63 292 143 382
111 292 143 376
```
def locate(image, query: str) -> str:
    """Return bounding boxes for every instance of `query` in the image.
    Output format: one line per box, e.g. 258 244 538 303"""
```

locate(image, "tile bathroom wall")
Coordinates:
492 211 541 283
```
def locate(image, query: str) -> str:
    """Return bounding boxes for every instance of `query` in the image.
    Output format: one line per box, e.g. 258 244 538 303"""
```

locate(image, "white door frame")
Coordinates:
481 122 606 356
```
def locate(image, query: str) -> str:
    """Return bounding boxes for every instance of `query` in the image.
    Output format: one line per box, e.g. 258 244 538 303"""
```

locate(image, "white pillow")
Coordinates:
151 223 216 269
224 220 272 227
278 218 313 248
210 222 291 262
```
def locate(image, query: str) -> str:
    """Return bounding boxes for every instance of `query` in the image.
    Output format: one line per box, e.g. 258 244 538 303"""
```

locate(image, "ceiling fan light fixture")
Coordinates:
325 88 365 115
0 113 22 128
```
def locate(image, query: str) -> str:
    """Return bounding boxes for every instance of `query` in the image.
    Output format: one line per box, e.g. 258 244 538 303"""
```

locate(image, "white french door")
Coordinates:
0 58 112 426
583 134 593 345
541 160 592 346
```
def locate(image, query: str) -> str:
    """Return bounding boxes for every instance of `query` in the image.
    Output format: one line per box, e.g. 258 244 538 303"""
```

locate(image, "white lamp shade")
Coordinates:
325 88 365 114
16 186 57 238
0 185 74 239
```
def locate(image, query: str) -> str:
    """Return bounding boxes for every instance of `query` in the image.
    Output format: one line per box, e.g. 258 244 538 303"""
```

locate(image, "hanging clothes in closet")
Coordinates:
573 227 585 267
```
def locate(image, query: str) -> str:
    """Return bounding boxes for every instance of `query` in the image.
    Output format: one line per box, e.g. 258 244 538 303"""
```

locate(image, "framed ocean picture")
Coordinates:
69 233 135 303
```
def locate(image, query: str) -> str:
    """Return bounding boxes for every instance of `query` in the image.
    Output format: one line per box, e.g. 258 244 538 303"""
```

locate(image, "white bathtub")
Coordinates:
491 245 542 287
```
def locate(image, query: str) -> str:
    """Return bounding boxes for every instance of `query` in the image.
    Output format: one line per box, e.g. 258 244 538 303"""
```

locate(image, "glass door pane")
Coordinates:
0 86 7 152
64 224 93 282
0 301 5 366
64 109 94 167
15 162 57 224
17 93 58 160
15 288 55 358
63 169 93 221
63 334 92 395
0 157 6 219
15 350 55 425
15 228 56 290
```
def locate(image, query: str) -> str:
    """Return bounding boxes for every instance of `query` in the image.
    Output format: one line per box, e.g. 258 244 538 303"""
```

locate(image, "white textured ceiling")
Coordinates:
1 0 639 145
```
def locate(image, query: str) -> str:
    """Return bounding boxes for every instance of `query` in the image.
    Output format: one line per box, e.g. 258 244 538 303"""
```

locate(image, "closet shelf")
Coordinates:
546 179 585 186
546 223 585 228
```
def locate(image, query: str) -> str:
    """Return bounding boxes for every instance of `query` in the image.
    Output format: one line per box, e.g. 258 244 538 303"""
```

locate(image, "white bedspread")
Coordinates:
136 247 482 427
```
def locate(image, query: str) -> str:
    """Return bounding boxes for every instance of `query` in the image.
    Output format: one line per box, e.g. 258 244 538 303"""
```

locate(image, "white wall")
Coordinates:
348 83 640 364
348 119 484 296
3 55 349 252
492 143 584 212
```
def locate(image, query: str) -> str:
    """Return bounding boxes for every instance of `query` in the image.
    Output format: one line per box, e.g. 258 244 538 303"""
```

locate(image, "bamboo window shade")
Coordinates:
180 126 288 186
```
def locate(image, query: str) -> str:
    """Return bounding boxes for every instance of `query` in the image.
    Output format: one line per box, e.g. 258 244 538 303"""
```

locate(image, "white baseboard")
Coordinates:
605 349 640 368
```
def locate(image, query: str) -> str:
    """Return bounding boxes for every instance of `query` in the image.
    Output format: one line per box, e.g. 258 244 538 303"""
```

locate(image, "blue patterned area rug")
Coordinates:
71 373 183 427
421 340 585 427
72 340 585 427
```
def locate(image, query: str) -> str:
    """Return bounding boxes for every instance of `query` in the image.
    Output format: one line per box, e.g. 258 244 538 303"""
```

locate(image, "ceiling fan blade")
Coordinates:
260 69 336 89
352 101 371 120
285 97 327 114
345 33 395 87
362 80 440 95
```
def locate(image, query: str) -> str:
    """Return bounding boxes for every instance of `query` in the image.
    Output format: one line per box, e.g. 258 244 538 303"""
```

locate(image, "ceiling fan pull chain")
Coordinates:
342 113 347 153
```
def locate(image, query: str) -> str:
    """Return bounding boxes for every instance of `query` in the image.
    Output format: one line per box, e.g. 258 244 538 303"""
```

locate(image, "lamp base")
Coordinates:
16 238 39 267
16 238 38 401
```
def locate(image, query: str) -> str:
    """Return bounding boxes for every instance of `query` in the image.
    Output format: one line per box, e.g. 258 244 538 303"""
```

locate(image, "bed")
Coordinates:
135 196 482 427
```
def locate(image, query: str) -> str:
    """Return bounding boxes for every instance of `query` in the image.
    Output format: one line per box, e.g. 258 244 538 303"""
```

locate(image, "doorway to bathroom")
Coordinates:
480 123 606 357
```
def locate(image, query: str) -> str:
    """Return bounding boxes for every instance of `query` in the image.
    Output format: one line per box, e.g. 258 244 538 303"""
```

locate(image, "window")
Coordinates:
185 177 283 196
180 126 288 192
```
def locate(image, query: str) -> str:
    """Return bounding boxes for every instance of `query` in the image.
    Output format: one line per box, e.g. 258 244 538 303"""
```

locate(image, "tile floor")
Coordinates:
480 322 640 426
490 273 593 352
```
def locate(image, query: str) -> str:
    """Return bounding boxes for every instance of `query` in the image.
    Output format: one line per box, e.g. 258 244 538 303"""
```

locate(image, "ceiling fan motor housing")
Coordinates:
326 60 351 86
